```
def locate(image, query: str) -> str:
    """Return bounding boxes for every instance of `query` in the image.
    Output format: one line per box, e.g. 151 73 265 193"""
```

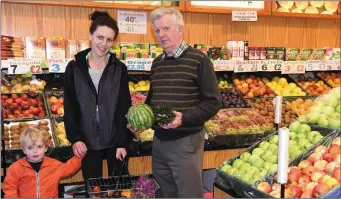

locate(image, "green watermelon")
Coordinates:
127 103 154 130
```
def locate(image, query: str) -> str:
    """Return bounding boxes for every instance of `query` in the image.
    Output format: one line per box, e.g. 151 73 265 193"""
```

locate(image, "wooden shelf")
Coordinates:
185 1 272 16
1 0 82 7
81 1 185 11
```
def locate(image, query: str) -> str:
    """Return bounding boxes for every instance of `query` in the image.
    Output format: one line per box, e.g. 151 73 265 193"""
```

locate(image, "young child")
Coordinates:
3 126 82 198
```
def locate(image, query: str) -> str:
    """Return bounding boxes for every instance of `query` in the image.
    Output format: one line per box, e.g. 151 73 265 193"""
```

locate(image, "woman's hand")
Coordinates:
116 148 127 161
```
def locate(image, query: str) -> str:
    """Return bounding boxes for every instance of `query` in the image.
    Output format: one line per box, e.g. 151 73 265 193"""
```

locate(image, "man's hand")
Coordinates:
116 148 127 161
127 124 142 136
160 111 182 129
72 141 87 158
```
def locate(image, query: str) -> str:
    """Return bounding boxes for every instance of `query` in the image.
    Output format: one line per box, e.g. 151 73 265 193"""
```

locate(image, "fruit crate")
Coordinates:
282 96 317 116
88 173 160 198
215 125 338 198
45 88 64 118
1 92 50 122
289 73 332 96
220 87 251 109
249 130 341 198
50 117 71 147
315 71 341 88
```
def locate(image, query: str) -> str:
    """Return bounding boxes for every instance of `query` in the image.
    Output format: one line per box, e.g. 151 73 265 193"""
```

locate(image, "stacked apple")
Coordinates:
297 87 340 128
287 98 314 116
217 74 231 89
49 95 64 116
293 74 331 96
1 92 47 119
55 121 70 146
265 76 306 96
256 137 341 198
288 121 325 160
1 74 46 93
247 98 297 127
316 72 341 88
233 74 275 98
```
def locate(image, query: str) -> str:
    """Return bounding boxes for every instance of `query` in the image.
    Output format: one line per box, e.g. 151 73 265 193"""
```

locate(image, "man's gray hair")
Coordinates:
150 7 184 27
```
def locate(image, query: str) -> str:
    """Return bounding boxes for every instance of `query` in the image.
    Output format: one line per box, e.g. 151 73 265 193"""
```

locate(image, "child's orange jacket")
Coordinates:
3 156 82 198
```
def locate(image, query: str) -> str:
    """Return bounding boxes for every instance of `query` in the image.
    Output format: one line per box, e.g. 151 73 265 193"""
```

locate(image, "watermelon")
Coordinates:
127 103 154 131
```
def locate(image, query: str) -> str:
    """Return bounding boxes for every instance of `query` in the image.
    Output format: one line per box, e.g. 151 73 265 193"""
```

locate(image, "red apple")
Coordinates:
2 102 9 108
333 154 341 164
58 97 64 104
312 184 329 198
298 160 313 169
28 91 38 98
323 153 335 162
288 167 302 182
257 182 271 193
20 101 30 109
5 98 14 105
271 183 281 192
326 162 338 174
38 101 44 107
269 191 280 198
308 152 322 164
7 114 15 119
1 95 9 100
29 106 39 115
57 107 64 115
21 94 28 100
311 170 326 182
30 99 38 107
306 181 319 191
38 112 45 118
284 189 294 198
333 167 340 182
22 110 30 116
303 166 317 176
332 137 340 146
27 113 34 118
301 189 313 198
314 160 328 171
298 175 311 186
11 94 19 100
287 185 303 198
51 104 58 114
10 103 19 110
329 144 341 155
315 145 329 156
49 96 58 104
318 175 332 185
14 98 23 104
3 109 11 116
324 177 339 190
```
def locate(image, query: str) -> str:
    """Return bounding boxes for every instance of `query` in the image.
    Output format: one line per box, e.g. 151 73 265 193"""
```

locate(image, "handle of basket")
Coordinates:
113 157 133 190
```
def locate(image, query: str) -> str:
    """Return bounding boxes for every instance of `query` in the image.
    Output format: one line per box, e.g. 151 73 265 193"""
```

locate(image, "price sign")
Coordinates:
48 58 67 73
306 60 332 71
8 59 42 75
234 60 260 73
126 58 153 71
213 60 234 71
282 61 306 74
259 60 282 72
330 60 341 71
117 10 147 34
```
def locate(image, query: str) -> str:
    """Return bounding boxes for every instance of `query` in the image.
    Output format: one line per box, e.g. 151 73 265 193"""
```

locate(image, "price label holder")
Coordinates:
306 60 332 71
329 60 341 71
282 61 306 74
213 60 235 71
48 58 68 73
8 59 43 76
259 60 283 72
126 58 153 71
117 10 147 34
234 60 260 73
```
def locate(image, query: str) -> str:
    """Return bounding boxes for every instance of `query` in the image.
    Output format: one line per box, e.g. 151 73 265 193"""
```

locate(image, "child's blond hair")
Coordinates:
20 126 50 147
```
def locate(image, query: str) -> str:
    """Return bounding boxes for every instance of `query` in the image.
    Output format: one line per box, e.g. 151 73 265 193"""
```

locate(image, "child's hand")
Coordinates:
72 141 87 158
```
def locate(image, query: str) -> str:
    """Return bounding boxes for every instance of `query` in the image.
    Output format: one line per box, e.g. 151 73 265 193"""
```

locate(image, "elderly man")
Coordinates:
129 7 221 198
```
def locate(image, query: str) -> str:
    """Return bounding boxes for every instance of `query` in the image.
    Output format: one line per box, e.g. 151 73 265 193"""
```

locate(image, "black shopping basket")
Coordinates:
87 158 160 198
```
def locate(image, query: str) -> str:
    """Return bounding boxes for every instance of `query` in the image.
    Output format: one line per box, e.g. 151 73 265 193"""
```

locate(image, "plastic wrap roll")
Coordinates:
274 96 283 124
277 127 289 184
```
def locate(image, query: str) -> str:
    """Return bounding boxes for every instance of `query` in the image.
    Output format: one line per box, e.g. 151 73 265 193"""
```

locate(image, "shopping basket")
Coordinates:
87 158 160 198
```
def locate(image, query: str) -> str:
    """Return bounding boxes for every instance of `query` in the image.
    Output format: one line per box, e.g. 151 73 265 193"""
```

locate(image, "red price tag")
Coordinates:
30 65 42 74
282 61 306 74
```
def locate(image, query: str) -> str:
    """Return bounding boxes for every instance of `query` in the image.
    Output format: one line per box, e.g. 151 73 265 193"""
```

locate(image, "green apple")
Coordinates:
240 152 252 162
232 159 245 169
318 118 329 127
298 138 310 149
323 105 334 116
265 155 278 164
250 174 264 184
233 170 244 178
269 135 279 144
307 131 320 142
263 162 273 171
329 119 341 128
252 158 265 169
297 115 307 123
289 121 301 132
226 167 238 175
221 164 232 172
336 104 340 113
248 154 261 164
259 141 270 151
313 135 324 144
240 173 253 182
307 112 319 124
248 166 259 174
252 148 265 156
304 142 313 149
239 163 252 171
330 112 341 120
289 131 297 140
290 149 302 158
297 124 311 134
269 164 278 173
262 151 273 160
258 168 268 177
289 140 297 146
296 133 307 140
268 144 278 153
289 145 300 154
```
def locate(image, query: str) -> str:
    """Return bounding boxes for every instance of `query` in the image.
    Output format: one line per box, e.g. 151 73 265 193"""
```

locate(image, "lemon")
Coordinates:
288 82 297 89
278 78 288 87
128 81 135 86
138 81 146 87
129 85 135 91
272 76 280 82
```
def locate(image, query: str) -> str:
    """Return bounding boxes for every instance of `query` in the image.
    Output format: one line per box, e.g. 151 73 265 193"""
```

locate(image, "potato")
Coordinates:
11 140 20 144
38 125 50 131
11 129 21 135
10 125 20 131
38 120 49 126
19 122 29 128
11 134 20 140
4 126 9 131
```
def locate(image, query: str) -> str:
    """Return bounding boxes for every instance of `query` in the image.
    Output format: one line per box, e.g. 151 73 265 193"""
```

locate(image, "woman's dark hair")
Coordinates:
89 11 119 40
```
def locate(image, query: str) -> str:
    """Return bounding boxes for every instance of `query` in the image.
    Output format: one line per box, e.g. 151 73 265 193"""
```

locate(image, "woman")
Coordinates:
63 11 132 183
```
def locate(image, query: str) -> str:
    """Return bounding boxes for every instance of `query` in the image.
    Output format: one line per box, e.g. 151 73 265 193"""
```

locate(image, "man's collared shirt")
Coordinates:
162 41 188 59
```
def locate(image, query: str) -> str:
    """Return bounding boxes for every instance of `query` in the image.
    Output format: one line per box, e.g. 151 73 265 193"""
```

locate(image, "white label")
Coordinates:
234 60 260 73
213 60 234 71
126 58 153 71
8 59 42 75
259 60 283 72
232 11 257 21
282 61 306 74
117 10 147 34
48 58 67 73
329 60 341 71
306 60 332 71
